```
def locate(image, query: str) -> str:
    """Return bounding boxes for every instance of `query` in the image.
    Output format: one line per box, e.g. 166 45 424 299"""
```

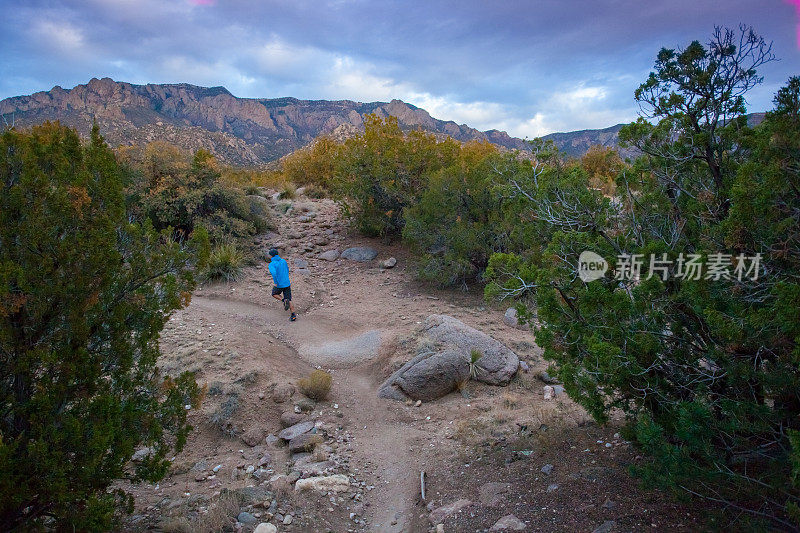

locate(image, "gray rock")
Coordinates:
592 521 616 533
288 432 322 453
131 447 154 462
503 307 527 329
294 474 350 492
296 460 334 476
490 514 527 531
378 348 470 401
381 257 397 269
241 427 266 447
254 524 277 533
272 383 295 403
265 433 280 447
297 215 313 223
539 370 561 384
429 499 472 524
341 247 378 262
547 483 559 492
280 411 307 428
478 482 511 507
258 453 272 467
423 315 519 386
378 315 519 401
278 420 315 441
294 258 309 268
541 464 554 475
602 499 617 510
319 249 340 261
237 511 257 524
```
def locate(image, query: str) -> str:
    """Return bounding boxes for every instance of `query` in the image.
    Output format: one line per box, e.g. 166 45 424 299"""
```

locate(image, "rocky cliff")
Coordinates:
0 78 530 166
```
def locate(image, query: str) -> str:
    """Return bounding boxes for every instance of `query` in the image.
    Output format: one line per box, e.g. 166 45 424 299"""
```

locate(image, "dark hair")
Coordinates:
268 248 279 257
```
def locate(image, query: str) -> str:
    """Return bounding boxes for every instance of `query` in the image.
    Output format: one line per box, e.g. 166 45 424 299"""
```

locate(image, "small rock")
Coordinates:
539 370 560 384
280 411 307 428
254 524 277 533
294 474 350 492
503 308 527 329
429 499 471 524
546 483 559 492
237 511 257 524
131 447 154 462
258 454 272 467
436 525 445 533
592 521 616 533
381 257 397 269
543 385 554 400
519 361 530 373
241 427 266 447
294 258 309 268
319 249 340 261
541 464 554 475
283 514 293 525
341 247 378 262
602 499 617 510
490 514 527 531
288 432 323 453
278 420 315 441
272 383 295 403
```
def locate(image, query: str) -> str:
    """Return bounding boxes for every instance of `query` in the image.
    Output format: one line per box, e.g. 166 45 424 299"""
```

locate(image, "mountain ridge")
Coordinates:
0 78 533 166
0 78 766 166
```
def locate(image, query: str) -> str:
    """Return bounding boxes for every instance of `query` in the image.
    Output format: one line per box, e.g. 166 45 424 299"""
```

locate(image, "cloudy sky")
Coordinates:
1 0 798 137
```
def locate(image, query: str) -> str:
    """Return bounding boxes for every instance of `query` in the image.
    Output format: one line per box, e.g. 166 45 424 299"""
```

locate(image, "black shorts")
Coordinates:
272 286 292 301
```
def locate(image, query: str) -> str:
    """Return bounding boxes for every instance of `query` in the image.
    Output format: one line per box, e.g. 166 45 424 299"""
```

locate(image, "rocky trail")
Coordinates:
119 191 715 533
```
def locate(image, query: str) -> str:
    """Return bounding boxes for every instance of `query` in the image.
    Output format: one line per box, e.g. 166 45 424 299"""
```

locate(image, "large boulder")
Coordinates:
378 349 469 401
423 315 519 386
341 247 378 262
378 315 519 401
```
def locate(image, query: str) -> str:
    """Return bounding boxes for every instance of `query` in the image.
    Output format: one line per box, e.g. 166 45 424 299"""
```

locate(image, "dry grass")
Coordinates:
297 369 332 401
453 418 491 444
194 492 241 533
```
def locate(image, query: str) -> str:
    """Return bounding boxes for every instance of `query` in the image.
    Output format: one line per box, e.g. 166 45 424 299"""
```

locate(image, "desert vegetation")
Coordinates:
279 26 800 528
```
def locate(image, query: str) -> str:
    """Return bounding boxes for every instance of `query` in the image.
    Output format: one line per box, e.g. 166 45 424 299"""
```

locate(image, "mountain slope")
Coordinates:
0 78 529 166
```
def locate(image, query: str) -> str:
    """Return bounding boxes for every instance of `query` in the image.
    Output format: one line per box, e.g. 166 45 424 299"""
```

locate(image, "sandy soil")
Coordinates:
118 192 714 533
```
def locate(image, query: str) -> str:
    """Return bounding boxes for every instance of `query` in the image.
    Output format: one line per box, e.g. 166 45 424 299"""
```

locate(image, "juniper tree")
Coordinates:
0 123 204 530
485 27 799 528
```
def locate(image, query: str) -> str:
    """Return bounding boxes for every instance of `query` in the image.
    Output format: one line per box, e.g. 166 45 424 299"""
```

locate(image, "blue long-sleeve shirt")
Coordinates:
268 255 291 288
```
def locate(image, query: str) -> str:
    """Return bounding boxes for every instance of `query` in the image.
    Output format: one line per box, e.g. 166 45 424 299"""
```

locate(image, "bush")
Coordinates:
334 114 460 237
127 146 268 244
278 182 297 200
297 369 332 401
304 183 328 199
0 123 202 530
203 244 244 282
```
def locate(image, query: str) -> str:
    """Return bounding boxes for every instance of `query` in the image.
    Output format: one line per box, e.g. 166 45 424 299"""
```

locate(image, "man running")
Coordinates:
267 248 296 321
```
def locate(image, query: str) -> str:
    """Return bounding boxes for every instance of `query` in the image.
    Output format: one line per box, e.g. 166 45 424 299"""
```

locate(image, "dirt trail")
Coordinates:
190 294 424 532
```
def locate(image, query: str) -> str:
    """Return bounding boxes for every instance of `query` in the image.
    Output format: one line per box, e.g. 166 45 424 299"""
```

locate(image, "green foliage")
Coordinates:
126 145 269 245
0 123 202 530
203 243 245 282
334 114 460 237
486 29 799 528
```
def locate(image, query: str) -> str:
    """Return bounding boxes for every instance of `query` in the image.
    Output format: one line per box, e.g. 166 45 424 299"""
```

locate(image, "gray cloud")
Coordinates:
1 0 798 136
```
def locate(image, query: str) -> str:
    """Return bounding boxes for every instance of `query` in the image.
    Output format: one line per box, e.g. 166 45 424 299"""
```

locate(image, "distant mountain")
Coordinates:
0 78 530 166
0 79 766 166
542 123 628 159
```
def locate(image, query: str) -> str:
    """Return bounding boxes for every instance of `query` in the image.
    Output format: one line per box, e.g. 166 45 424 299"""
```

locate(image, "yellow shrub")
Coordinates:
297 369 332 401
